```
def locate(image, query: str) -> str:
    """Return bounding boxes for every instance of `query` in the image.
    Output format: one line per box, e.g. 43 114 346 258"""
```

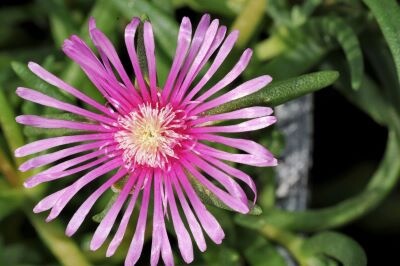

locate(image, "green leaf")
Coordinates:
302 231 367 266
0 88 25 167
25 208 92 266
313 16 363 90
173 0 241 17
244 237 286 266
189 174 262 215
206 70 339 115
38 0 78 48
0 186 24 221
363 0 400 89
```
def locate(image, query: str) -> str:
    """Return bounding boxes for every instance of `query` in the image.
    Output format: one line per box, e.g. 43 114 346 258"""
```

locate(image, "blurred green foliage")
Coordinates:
1 0 400 265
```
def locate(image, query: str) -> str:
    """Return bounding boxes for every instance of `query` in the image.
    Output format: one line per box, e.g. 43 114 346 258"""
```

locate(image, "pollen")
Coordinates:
114 103 188 169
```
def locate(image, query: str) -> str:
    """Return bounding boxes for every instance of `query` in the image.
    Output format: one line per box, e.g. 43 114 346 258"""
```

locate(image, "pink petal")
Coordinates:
190 106 273 126
89 27 141 101
174 166 224 244
196 143 277 167
191 116 277 133
165 175 194 263
192 48 253 105
203 154 257 205
15 133 112 157
183 30 239 104
24 153 114 188
125 172 152 266
192 75 272 115
124 18 150 101
150 170 165 266
161 17 192 102
19 140 112 172
33 188 68 213
90 170 140 251
28 62 117 118
66 168 127 236
181 158 249 214
170 14 211 101
144 21 159 102
197 134 276 162
16 115 114 132
170 171 206 252
186 153 248 206
174 25 227 104
16 87 116 125
106 172 145 257
46 158 122 221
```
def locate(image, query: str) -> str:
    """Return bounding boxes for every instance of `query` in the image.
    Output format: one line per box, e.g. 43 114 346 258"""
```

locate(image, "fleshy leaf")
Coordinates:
302 231 367 266
206 70 339 115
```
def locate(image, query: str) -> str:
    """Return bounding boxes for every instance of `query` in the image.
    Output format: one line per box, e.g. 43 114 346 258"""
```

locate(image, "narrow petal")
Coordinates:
16 87 116 125
150 171 164 266
170 171 206 252
170 14 211 102
181 158 249 213
124 18 150 101
171 19 219 103
186 153 248 206
24 154 113 188
190 106 273 126
191 116 277 134
192 75 272 115
16 115 115 132
197 134 276 162
46 158 122 221
33 188 68 213
165 175 194 263
174 25 227 104
66 168 127 236
125 172 152 266
183 30 239 103
90 27 142 101
161 17 192 101
28 62 117 118
191 48 253 105
19 140 112 172
144 21 158 101
203 154 257 204
107 172 145 257
196 143 277 167
174 166 224 244
15 133 112 157
63 35 136 111
90 170 140 251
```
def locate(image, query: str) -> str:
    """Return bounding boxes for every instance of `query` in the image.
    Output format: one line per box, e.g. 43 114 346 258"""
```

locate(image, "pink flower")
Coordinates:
15 15 277 266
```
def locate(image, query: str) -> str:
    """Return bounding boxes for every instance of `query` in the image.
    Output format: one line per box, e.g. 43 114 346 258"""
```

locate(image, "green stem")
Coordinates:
231 0 267 48
259 223 308 266
237 130 400 232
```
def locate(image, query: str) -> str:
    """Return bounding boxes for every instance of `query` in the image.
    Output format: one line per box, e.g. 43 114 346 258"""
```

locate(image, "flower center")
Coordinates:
114 103 188 169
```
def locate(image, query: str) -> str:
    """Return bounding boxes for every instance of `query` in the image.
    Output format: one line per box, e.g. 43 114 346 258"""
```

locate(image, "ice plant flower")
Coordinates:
15 14 277 266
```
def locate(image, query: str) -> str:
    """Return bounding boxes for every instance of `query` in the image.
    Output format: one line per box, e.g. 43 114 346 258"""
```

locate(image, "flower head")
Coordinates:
16 14 277 266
